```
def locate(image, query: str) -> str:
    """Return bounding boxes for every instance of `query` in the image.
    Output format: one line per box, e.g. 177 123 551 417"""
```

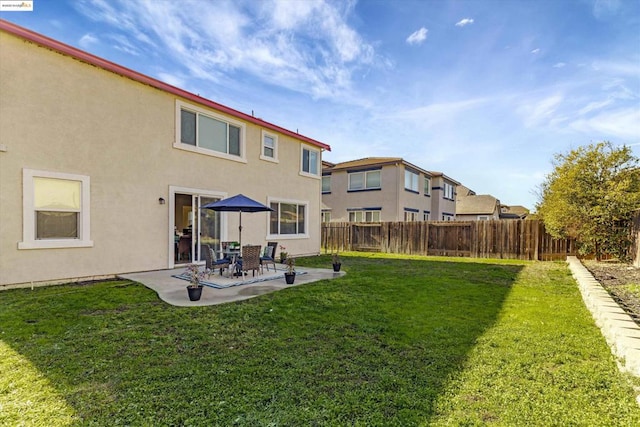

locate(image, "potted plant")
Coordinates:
185 263 205 301
284 257 296 284
332 253 342 272
279 245 288 263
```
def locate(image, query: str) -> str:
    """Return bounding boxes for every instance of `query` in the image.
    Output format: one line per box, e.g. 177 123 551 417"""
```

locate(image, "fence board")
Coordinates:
322 219 580 261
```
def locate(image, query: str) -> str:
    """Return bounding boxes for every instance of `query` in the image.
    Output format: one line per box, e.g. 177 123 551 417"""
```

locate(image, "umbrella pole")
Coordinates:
238 211 242 249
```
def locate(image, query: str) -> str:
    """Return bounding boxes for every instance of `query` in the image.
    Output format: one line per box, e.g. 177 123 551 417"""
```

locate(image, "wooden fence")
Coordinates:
321 220 576 261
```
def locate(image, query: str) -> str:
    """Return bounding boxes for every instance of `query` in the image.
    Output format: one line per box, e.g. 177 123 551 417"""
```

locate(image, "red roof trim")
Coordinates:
0 19 330 151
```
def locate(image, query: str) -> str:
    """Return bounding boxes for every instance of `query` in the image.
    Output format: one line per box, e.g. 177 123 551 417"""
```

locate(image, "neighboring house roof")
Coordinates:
457 185 476 197
322 160 336 169
0 19 330 152
429 171 461 186
500 205 530 219
325 157 432 176
456 195 500 215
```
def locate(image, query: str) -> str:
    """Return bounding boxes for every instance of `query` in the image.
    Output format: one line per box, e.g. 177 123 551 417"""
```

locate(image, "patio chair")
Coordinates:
260 241 278 273
201 244 230 276
239 245 261 278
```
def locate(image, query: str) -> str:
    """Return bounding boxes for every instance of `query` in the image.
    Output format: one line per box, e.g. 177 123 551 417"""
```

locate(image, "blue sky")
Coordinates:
3 0 639 209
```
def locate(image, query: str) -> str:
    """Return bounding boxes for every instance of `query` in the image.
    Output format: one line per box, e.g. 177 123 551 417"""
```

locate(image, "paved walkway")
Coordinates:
119 266 345 307
567 256 640 377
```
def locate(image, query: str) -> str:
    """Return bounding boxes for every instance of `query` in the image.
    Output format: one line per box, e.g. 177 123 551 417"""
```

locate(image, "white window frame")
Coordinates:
260 130 278 162
404 210 419 222
348 170 381 191
404 169 419 192
300 145 320 178
19 169 93 250
477 215 490 220
423 211 430 221
267 198 310 239
174 100 247 163
443 182 455 200
442 214 454 221
322 175 331 193
424 177 431 196
348 210 381 223
321 211 332 223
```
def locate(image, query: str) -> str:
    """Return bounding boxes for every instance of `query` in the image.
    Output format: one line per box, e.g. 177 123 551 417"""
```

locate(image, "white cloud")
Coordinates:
386 98 488 128
106 34 141 56
517 94 564 127
156 72 186 88
72 0 380 102
455 18 474 27
78 33 98 49
531 48 541 54
406 27 428 45
570 108 640 141
592 0 622 19
578 99 614 116
553 62 566 68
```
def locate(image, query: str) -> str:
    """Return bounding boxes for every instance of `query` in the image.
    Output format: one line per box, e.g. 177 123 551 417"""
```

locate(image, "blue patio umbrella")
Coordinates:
201 194 273 249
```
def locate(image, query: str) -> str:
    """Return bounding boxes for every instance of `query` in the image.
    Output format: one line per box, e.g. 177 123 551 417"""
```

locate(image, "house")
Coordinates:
429 171 460 221
500 205 530 219
455 195 501 220
321 157 459 222
456 184 476 197
0 20 330 288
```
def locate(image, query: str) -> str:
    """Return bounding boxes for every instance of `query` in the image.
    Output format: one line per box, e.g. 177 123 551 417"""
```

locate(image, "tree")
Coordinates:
536 142 640 261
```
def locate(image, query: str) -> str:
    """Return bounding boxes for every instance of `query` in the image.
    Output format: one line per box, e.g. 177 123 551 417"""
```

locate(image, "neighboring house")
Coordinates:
322 157 459 222
0 21 330 287
456 184 476 197
456 195 501 220
429 172 460 221
500 205 530 219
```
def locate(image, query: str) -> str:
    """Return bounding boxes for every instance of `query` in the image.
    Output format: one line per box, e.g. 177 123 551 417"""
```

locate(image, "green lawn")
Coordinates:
1 253 639 426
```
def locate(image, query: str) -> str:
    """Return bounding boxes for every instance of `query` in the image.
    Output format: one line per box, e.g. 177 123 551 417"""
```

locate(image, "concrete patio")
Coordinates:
119 265 345 307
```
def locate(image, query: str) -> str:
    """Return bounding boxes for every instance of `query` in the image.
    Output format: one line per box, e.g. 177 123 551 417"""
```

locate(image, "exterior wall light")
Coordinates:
159 197 166 205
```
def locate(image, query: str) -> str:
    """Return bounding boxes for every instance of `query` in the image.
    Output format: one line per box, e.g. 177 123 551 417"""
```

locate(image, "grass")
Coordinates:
1 253 639 425
624 283 640 300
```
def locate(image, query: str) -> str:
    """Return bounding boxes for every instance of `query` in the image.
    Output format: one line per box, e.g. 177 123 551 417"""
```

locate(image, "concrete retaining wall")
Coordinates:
567 256 640 377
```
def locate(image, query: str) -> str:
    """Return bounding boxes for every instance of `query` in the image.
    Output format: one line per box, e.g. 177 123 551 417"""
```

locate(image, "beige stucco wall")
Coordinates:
430 176 457 220
455 213 500 221
0 32 322 287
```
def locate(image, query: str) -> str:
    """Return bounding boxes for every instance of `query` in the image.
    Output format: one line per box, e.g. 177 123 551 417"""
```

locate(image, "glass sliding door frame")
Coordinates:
168 186 227 269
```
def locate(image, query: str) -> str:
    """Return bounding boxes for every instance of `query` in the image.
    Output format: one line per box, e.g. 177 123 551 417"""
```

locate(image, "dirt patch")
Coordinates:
583 260 640 324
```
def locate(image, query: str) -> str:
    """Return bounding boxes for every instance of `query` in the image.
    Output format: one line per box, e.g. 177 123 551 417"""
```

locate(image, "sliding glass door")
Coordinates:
173 193 222 265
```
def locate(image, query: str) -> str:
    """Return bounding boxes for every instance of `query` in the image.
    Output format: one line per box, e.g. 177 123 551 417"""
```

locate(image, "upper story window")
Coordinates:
19 169 93 249
261 131 278 162
424 177 431 196
443 183 455 200
404 169 419 193
348 170 381 191
301 146 319 176
322 175 331 193
175 101 245 162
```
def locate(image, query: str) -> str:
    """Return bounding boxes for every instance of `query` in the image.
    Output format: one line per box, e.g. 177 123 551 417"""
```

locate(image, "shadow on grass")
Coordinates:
0 254 522 425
